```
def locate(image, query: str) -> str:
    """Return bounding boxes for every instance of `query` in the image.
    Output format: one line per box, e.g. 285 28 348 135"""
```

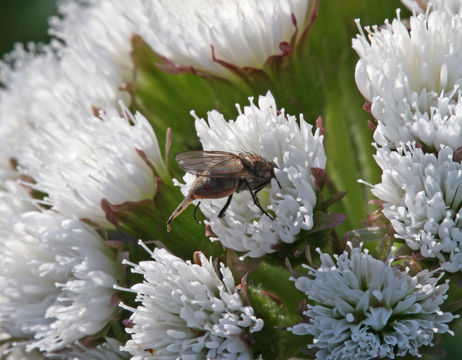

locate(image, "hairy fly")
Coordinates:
167 150 277 231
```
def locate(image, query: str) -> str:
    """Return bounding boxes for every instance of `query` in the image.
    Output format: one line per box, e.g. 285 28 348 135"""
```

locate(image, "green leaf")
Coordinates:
101 180 224 260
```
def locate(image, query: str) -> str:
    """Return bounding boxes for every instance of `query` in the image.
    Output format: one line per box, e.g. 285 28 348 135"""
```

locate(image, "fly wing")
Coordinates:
175 150 250 177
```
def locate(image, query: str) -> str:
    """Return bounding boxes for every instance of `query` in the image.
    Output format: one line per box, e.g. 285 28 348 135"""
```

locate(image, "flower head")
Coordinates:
176 91 325 258
0 43 130 181
401 0 462 14
0 0 138 162
120 243 263 359
0 211 121 352
290 244 456 360
353 10 462 151
48 0 139 111
135 0 316 78
401 0 428 13
0 44 62 158
48 338 128 360
18 103 166 228
50 0 138 80
372 144 462 272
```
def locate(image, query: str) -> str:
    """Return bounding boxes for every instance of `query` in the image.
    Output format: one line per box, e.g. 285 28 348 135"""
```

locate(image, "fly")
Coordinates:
166 150 277 231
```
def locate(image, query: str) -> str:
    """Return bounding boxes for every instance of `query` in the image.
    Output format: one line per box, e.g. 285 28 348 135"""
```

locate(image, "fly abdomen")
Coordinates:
190 176 239 199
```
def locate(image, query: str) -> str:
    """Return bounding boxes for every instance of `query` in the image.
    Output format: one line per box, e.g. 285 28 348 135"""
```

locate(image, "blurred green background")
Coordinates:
0 0 461 359
0 0 57 55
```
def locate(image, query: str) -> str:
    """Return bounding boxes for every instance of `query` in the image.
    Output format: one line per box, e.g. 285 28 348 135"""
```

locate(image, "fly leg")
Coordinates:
193 201 202 224
218 194 233 218
243 179 274 220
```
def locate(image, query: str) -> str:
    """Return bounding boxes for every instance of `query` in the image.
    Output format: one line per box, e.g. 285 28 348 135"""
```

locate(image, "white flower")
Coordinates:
401 0 462 14
50 0 138 110
0 0 137 160
0 211 121 352
55 48 129 119
18 103 166 228
48 338 128 360
0 156 34 217
289 244 456 360
135 0 316 78
0 44 62 158
50 0 138 81
353 10 462 151
0 180 35 217
372 144 462 272
400 0 428 13
0 44 128 166
119 242 263 360
176 91 325 258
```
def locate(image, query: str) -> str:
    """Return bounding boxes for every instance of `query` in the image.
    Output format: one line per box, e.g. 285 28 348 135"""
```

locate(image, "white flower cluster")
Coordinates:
0 42 132 357
401 0 462 14
353 8 462 150
120 243 263 359
354 4 462 271
0 211 121 353
0 45 62 158
0 1 171 354
177 91 326 258
372 145 462 272
0 0 168 229
18 102 166 228
5 0 461 357
0 0 327 357
50 0 138 80
290 245 456 360
135 0 315 78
